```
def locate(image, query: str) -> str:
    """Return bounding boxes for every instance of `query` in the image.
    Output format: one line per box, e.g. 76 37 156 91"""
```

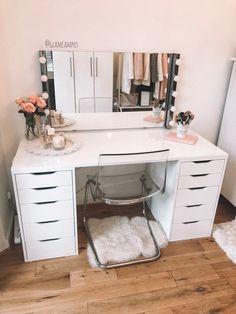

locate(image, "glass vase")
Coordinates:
25 113 37 140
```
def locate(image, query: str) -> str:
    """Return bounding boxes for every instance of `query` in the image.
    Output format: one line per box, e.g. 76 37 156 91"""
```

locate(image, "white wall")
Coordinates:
0 0 236 248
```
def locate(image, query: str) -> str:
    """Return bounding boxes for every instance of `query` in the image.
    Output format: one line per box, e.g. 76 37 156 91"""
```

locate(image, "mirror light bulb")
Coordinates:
170 106 176 112
174 75 179 82
176 59 181 65
41 75 48 82
172 91 178 97
42 92 49 99
169 120 175 127
39 56 46 64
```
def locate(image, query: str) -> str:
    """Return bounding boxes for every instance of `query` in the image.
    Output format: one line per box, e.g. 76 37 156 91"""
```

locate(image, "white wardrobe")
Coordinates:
52 51 113 113
217 58 236 206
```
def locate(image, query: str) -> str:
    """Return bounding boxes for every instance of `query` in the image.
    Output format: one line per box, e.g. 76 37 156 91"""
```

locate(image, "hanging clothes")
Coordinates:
121 52 134 94
153 53 163 99
142 53 150 86
159 53 168 99
150 53 158 83
133 53 143 85
116 53 123 90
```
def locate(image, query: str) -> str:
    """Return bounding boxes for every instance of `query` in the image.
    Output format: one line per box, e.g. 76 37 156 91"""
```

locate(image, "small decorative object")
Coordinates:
175 110 195 138
152 99 165 117
52 132 66 150
16 95 46 140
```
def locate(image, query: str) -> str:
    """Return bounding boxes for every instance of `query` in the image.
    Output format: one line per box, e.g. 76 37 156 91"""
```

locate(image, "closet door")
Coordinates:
74 51 95 112
94 52 113 112
217 61 236 206
52 51 76 113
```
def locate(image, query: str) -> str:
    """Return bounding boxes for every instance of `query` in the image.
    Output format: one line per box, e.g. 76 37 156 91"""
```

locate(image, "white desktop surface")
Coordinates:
12 127 227 174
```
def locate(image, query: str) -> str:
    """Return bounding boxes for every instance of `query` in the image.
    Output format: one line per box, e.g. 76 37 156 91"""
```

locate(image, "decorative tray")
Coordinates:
144 115 162 123
25 137 80 156
165 132 198 145
52 117 75 128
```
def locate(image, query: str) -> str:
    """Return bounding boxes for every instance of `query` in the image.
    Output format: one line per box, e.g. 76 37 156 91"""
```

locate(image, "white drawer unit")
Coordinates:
171 220 212 241
170 159 225 241
26 237 76 261
18 185 73 204
21 200 74 223
16 171 72 189
12 170 78 262
24 219 75 242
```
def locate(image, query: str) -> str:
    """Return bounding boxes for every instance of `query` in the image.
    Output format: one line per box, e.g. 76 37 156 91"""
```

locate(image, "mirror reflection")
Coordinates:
39 51 180 126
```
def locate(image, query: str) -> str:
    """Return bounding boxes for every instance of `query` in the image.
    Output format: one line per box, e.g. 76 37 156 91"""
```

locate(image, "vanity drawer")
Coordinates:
26 237 76 261
178 173 222 189
21 200 74 223
24 219 75 242
18 186 73 204
171 220 212 241
173 203 215 223
16 171 72 189
176 186 219 207
180 160 224 176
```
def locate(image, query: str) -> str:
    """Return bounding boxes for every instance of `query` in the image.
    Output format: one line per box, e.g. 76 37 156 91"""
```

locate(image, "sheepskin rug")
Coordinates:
212 219 236 264
87 216 168 267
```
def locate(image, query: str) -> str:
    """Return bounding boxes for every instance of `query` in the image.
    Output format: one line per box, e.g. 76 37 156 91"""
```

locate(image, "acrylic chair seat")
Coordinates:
83 149 169 268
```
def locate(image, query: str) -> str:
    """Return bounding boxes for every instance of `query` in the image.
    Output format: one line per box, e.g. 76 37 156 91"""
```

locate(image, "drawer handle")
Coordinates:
191 174 208 177
183 221 199 224
189 187 206 190
193 160 211 164
31 172 56 175
186 204 203 208
36 220 59 224
33 186 57 191
35 201 58 205
39 238 60 242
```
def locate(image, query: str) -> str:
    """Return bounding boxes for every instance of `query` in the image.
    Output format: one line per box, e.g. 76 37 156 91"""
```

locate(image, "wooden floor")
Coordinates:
0 196 236 314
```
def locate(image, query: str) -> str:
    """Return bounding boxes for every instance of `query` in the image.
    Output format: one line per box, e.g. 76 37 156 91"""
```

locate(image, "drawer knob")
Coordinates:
33 186 57 191
35 201 58 205
186 204 203 208
36 220 59 224
193 160 211 164
39 238 60 242
191 174 209 177
31 172 56 175
189 187 206 190
183 221 199 224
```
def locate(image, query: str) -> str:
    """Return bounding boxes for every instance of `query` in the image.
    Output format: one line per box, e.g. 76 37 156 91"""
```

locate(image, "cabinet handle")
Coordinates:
186 204 203 208
183 221 199 224
33 186 57 191
189 187 206 190
31 172 56 175
39 238 60 242
36 220 59 224
95 57 98 77
35 201 58 205
90 57 93 77
191 174 209 177
193 160 211 164
69 57 73 77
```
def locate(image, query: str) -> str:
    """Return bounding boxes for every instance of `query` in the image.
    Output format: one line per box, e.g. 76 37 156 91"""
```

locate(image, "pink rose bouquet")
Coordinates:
16 95 47 139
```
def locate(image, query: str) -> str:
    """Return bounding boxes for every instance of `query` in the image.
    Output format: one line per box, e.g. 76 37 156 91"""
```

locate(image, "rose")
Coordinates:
21 102 36 113
36 97 46 108
28 95 38 105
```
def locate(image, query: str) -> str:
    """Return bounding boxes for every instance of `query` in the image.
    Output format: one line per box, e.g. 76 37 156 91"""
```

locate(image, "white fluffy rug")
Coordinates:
87 216 168 267
212 219 236 264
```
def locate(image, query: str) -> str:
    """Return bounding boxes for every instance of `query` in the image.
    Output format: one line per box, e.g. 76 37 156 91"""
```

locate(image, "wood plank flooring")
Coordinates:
0 196 235 314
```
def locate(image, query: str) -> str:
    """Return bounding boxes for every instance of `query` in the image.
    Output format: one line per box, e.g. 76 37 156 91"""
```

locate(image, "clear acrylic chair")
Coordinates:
83 149 169 268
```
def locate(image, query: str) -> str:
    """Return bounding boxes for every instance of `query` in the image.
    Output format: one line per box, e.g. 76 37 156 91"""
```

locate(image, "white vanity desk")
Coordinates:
11 112 228 262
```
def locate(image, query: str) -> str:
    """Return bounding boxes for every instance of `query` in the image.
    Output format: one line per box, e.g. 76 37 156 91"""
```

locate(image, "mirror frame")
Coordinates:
39 50 180 128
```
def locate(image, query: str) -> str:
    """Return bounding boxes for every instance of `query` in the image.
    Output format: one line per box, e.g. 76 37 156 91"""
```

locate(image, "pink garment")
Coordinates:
134 53 143 80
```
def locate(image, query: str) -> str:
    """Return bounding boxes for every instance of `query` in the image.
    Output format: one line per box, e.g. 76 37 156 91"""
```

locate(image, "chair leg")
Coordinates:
83 188 161 268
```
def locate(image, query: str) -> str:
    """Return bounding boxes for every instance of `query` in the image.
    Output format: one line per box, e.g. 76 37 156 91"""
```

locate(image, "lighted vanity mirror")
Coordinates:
39 51 180 127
